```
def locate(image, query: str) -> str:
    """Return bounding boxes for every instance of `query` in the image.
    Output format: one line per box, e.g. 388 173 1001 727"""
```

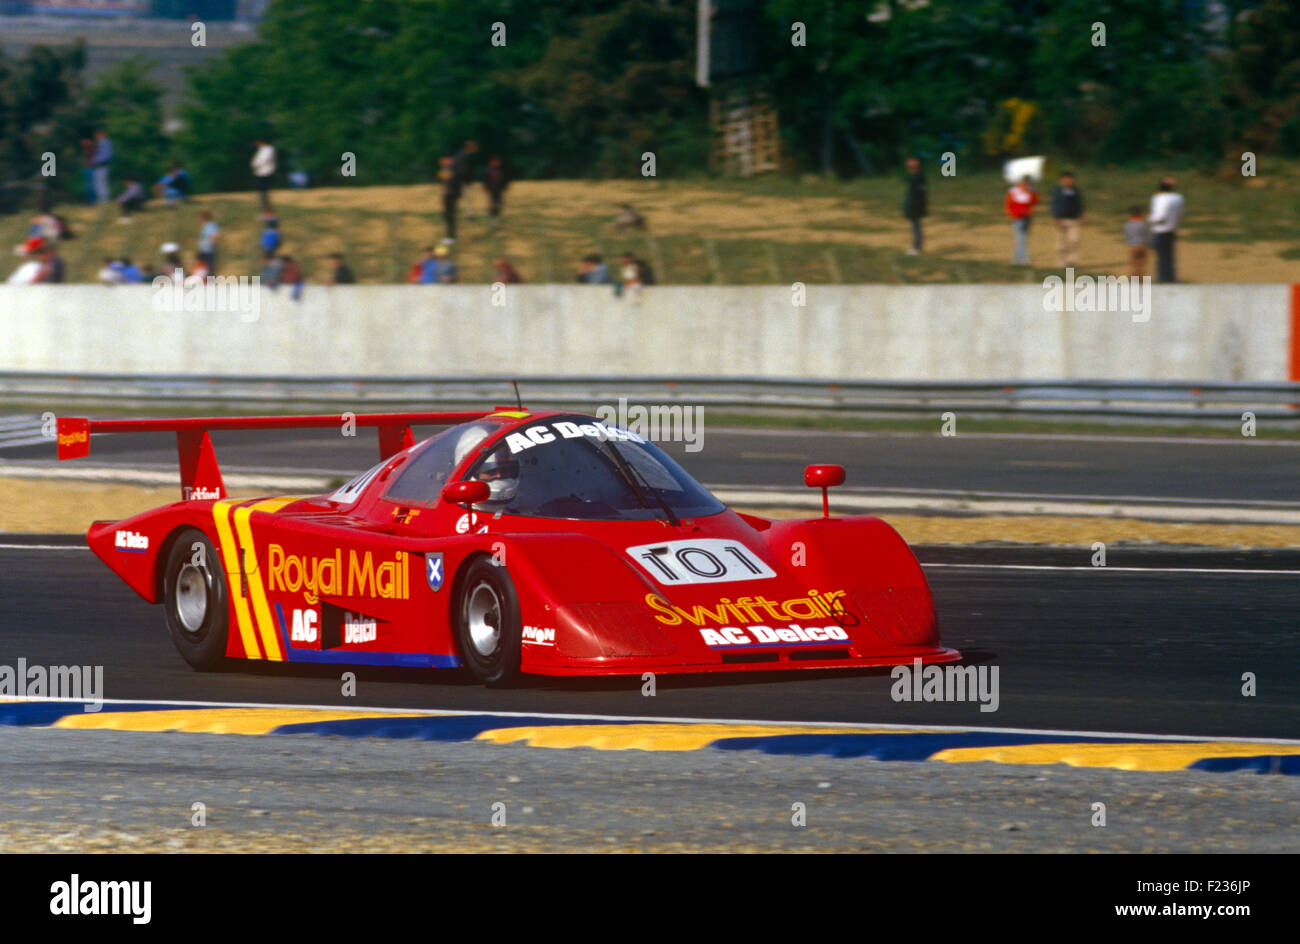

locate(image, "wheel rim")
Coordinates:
466 582 502 657
175 562 210 634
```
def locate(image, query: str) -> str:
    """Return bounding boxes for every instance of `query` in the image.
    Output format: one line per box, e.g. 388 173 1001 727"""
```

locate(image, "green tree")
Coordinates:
84 57 171 187
1031 0 1229 164
1225 0 1300 155
175 0 605 191
761 0 1230 172
0 43 88 211
761 0 1050 173
509 0 707 177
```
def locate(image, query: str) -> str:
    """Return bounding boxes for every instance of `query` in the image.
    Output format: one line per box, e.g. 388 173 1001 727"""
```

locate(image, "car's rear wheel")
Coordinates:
162 528 229 671
455 556 522 686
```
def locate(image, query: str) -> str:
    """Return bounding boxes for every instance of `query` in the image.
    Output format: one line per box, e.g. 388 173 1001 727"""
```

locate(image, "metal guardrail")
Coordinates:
0 372 1298 421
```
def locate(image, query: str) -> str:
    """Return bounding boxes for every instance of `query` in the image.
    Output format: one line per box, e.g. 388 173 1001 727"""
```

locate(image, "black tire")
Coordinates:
454 556 522 686
162 528 230 671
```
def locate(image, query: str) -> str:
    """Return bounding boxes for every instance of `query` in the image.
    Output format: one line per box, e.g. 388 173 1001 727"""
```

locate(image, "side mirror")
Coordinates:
441 479 490 507
804 464 845 518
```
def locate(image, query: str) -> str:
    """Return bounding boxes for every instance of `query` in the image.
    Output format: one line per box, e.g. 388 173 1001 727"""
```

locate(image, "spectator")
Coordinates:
328 252 355 284
155 162 191 207
1004 175 1039 266
116 258 144 283
433 244 457 283
115 178 146 221
197 210 220 273
618 249 644 286
483 157 509 218
438 156 461 241
493 256 522 284
614 204 645 231
7 238 44 284
1149 176 1185 283
160 242 184 280
80 138 97 205
280 254 304 300
1050 170 1085 268
28 211 61 242
452 140 479 191
1124 205 1150 278
35 244 65 284
260 215 282 255
902 156 928 254
261 250 283 288
409 247 436 284
617 251 642 297
91 131 113 205
636 255 656 286
97 256 122 285
251 138 276 211
29 197 72 242
185 254 211 286
576 253 614 284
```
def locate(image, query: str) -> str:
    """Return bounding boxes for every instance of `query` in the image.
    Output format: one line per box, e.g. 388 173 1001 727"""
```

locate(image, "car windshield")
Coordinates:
383 420 502 506
464 416 724 521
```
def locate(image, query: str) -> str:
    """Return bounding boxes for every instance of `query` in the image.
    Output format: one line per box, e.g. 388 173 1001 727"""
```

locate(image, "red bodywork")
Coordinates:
59 409 961 677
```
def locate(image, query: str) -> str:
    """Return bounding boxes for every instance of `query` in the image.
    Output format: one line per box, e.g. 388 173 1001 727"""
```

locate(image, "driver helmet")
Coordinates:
476 448 520 502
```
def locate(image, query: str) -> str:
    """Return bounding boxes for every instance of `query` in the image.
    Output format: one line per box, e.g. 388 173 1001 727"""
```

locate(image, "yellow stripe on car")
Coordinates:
211 499 261 659
233 498 297 662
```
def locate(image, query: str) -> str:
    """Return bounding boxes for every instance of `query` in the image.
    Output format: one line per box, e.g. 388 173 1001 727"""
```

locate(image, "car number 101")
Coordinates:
625 538 776 585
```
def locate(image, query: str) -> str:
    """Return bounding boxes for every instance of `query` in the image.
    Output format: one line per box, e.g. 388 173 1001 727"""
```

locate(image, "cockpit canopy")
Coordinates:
332 414 724 522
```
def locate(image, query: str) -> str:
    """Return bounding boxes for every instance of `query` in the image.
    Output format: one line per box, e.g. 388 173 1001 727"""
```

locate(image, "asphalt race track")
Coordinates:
2 542 1295 740
3 423 1299 740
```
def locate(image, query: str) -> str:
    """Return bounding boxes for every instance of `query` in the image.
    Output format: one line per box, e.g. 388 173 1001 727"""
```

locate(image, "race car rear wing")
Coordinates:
55 410 497 502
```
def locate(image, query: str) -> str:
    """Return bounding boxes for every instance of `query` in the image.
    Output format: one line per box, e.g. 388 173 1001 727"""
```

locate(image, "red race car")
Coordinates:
58 409 960 684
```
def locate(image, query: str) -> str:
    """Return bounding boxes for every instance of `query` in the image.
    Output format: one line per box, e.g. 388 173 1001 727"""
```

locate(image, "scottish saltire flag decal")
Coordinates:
426 552 444 592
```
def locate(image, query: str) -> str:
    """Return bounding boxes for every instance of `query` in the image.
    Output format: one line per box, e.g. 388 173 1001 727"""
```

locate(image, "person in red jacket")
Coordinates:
1005 175 1039 266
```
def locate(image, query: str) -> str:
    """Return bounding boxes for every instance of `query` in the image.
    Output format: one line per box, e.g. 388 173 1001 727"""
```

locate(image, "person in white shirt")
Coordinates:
97 258 123 285
1148 176 1185 283
7 239 44 284
251 139 277 212
7 258 42 285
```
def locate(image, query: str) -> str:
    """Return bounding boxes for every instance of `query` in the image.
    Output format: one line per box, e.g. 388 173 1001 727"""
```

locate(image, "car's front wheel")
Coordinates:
162 528 230 671
454 556 522 686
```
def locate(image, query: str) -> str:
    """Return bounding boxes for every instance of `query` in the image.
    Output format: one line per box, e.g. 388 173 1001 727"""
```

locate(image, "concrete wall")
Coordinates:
0 283 1290 381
